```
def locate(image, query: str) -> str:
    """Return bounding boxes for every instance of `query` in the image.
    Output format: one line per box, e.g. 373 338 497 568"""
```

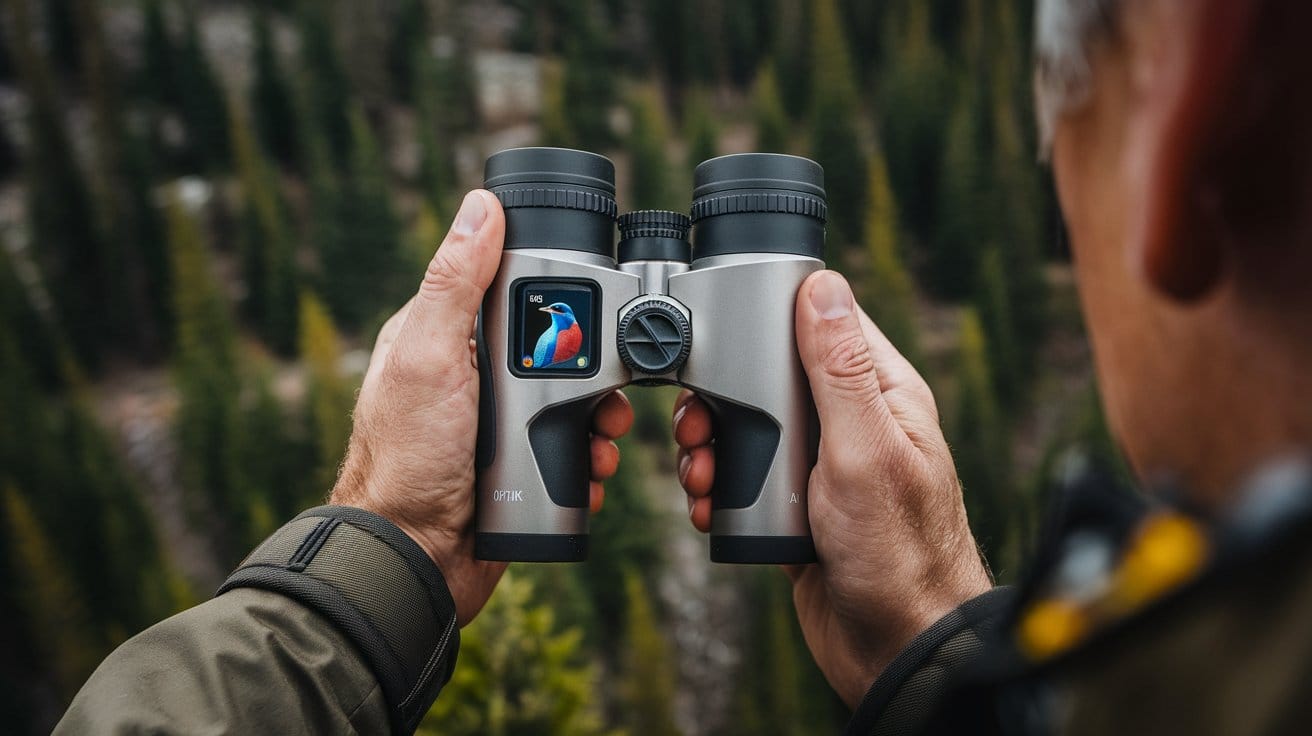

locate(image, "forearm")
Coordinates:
57 506 460 735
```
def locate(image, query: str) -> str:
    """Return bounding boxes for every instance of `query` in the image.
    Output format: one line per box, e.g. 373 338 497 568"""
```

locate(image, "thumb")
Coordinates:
401 190 505 355
795 270 896 444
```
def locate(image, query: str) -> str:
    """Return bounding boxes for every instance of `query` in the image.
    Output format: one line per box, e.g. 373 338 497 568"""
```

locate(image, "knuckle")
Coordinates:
820 331 877 386
418 248 471 301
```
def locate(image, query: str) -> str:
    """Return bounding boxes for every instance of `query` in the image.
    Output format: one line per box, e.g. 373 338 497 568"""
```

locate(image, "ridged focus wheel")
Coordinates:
617 301 692 375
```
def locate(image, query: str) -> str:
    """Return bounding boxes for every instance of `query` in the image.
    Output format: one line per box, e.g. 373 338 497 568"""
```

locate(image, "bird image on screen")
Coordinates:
532 302 584 368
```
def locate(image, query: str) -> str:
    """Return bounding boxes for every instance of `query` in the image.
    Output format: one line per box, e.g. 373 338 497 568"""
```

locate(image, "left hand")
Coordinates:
331 190 634 625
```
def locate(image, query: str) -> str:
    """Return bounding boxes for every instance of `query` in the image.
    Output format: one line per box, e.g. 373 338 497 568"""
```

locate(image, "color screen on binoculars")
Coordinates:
511 281 598 377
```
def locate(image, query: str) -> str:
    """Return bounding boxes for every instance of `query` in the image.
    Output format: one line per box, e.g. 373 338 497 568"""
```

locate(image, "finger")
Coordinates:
678 445 714 497
590 436 620 481
590 481 604 514
395 190 505 365
673 389 697 416
689 496 712 532
593 390 634 439
855 309 945 453
673 395 714 448
795 270 901 450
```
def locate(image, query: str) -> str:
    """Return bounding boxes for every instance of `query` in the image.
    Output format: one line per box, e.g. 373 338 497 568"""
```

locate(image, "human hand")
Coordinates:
331 190 634 625
674 270 991 706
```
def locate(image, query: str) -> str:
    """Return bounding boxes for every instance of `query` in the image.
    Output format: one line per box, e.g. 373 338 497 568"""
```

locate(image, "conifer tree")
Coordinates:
619 572 679 736
561 0 615 147
974 246 1022 405
175 9 230 170
387 0 429 103
412 43 457 218
952 308 1013 574
321 109 409 328
44 0 81 79
421 573 606 735
684 88 719 172
539 61 573 147
167 199 247 564
299 292 354 497
239 365 308 525
773 0 811 120
299 1 354 169
2 0 111 370
627 87 674 211
250 10 300 168
862 148 922 367
878 2 952 254
752 63 791 153
809 0 867 246
930 97 987 299
2 487 100 697
230 103 299 354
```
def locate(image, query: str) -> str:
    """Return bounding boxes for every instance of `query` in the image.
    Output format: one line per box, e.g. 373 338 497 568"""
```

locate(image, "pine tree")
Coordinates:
878 3 953 255
974 246 1022 405
230 103 299 354
387 0 429 103
138 0 176 106
321 109 409 328
930 96 987 299
752 63 792 152
684 88 719 172
539 60 573 147
2 0 112 370
421 572 606 735
627 87 674 211
618 572 679 736
561 0 615 147
167 198 247 564
239 365 308 526
809 0 867 246
175 8 230 170
2 486 101 697
44 0 81 78
299 1 354 169
250 10 300 168
774 0 811 120
299 292 354 497
413 42 457 218
862 147 922 367
952 308 1013 575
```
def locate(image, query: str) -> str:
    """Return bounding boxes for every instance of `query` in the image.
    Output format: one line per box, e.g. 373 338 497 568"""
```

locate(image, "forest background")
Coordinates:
0 0 1123 732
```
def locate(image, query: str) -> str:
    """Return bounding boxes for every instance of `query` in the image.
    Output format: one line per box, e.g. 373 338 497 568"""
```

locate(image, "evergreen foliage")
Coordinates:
752 63 792 153
808 0 867 246
862 148 922 367
387 0 429 103
299 2 354 169
952 308 1014 574
619 572 679 736
539 61 573 147
250 11 300 168
413 43 457 219
175 9 230 170
230 103 300 354
560 0 615 147
683 88 719 173
974 247 1022 404
627 87 675 210
320 109 409 328
421 573 606 735
299 292 354 498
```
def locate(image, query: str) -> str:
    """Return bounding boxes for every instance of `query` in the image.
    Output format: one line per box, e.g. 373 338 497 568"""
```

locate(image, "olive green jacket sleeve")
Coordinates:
56 506 460 735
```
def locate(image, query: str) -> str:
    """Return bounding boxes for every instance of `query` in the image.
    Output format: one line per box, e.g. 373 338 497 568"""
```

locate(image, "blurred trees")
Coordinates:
861 147 921 367
619 572 679 736
628 87 674 210
808 0 867 247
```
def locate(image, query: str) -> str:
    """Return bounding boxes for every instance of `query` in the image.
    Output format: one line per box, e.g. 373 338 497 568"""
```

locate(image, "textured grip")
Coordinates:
528 401 595 508
475 313 495 470
709 400 782 510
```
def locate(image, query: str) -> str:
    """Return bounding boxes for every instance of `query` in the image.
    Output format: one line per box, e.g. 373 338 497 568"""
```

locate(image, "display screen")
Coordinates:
511 281 599 376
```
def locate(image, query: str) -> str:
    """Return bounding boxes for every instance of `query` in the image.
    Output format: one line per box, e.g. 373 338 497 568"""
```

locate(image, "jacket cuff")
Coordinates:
844 587 1015 736
217 505 459 734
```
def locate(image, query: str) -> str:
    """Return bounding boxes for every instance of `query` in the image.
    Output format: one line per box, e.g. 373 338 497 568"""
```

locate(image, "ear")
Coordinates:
1130 0 1261 301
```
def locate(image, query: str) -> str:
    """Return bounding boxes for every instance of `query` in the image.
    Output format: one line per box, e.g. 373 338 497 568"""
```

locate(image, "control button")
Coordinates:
617 301 691 375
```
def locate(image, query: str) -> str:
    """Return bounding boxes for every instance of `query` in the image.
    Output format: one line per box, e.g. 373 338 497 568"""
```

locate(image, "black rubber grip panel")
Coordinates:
475 311 495 470
475 533 588 562
709 399 781 510
528 401 594 508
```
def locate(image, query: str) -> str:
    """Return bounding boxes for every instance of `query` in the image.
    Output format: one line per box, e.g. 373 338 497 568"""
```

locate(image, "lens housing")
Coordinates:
484 147 617 258
689 154 826 260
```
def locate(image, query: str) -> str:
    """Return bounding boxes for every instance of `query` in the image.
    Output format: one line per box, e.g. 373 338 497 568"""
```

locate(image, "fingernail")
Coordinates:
673 403 688 427
688 498 696 518
678 453 691 483
810 271 854 320
452 191 488 236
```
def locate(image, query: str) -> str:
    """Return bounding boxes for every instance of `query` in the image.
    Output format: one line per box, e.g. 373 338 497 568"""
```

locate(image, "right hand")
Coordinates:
674 270 992 707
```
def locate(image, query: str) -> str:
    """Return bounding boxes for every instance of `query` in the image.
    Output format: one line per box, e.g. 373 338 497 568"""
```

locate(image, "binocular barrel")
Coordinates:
475 147 824 564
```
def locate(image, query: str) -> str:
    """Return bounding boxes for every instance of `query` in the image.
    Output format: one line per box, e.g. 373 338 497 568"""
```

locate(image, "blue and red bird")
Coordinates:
532 302 583 368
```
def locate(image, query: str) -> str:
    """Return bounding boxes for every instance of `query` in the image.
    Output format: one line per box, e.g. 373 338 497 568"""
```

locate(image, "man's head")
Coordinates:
1035 0 1312 503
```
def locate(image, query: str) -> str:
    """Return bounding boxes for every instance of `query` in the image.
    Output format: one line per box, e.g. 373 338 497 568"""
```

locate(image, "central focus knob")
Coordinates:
617 301 692 375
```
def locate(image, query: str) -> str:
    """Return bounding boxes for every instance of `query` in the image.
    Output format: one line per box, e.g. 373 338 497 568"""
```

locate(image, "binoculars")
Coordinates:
474 147 826 564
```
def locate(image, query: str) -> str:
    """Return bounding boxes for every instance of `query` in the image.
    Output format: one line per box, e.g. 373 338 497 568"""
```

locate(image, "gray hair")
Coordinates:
1033 0 1122 157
